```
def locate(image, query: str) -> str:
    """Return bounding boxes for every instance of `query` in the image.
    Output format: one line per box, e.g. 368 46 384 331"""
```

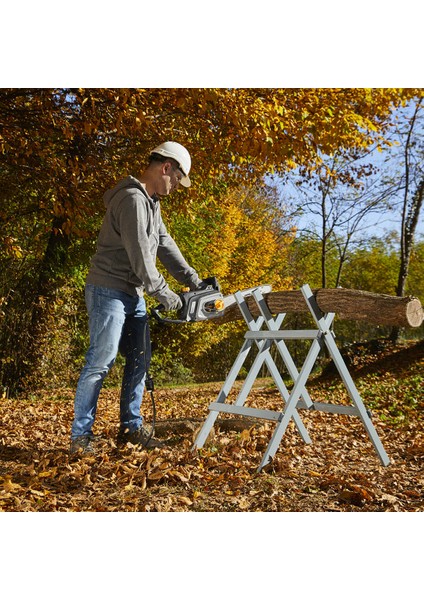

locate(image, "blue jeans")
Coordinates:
71 285 150 439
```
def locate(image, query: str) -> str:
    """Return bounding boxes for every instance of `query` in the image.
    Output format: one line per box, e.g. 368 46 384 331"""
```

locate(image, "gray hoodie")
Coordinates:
86 176 201 302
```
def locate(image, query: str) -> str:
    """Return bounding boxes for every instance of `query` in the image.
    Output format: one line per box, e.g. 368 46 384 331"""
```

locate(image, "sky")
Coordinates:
280 100 424 241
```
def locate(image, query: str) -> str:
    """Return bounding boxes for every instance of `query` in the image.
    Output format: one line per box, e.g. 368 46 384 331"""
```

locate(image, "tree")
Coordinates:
1 88 421 392
394 99 424 298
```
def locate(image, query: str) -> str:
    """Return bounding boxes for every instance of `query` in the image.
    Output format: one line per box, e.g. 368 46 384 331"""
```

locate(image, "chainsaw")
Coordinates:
151 277 272 324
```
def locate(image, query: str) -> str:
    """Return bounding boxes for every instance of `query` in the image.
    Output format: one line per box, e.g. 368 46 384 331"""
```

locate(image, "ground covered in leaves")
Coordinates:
1 340 423 512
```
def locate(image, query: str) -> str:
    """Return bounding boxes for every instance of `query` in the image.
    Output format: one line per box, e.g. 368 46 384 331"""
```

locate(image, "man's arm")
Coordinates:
156 219 202 291
118 193 182 308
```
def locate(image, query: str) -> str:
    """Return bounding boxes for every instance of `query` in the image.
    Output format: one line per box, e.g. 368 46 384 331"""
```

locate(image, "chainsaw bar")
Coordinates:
221 285 272 312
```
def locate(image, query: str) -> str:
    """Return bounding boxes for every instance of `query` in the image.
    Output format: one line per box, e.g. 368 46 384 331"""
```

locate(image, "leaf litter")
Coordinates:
0 341 422 512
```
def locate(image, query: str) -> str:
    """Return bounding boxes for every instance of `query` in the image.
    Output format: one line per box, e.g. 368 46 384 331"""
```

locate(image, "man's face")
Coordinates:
161 161 183 195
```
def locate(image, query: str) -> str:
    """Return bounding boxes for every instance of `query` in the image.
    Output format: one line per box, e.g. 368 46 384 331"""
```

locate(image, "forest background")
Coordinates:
0 88 423 398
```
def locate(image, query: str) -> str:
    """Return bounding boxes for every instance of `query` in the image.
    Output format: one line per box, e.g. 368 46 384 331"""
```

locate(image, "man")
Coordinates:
70 141 204 454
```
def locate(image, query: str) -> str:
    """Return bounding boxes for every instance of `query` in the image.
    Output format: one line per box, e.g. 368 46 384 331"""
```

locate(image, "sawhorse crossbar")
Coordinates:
193 284 390 472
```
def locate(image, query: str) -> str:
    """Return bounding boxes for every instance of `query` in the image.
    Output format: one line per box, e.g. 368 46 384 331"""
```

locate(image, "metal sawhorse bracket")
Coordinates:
193 284 390 472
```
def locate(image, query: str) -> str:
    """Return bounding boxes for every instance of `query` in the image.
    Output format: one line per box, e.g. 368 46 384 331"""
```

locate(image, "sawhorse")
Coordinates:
193 284 390 472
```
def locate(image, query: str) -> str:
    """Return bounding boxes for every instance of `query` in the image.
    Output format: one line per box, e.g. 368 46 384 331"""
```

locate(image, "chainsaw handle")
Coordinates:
150 303 187 325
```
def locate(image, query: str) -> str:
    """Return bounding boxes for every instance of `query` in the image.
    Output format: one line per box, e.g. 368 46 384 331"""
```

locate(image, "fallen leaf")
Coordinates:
38 468 57 478
338 490 365 506
147 469 165 481
177 496 193 506
2 476 23 492
381 493 399 504
240 429 251 442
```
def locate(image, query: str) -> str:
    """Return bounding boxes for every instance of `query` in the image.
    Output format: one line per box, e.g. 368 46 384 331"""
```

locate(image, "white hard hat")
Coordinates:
150 141 191 187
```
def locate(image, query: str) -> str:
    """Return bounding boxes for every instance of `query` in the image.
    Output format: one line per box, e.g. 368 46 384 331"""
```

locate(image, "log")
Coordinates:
316 289 423 327
214 288 423 328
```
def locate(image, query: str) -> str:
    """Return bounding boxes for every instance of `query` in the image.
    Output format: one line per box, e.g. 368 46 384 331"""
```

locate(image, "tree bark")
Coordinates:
214 288 423 328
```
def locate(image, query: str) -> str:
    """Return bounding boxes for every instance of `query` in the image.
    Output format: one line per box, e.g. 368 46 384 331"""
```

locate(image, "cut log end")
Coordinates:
406 297 424 328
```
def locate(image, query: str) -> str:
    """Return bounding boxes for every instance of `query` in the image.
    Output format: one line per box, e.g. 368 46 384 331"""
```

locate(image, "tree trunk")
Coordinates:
17 219 71 392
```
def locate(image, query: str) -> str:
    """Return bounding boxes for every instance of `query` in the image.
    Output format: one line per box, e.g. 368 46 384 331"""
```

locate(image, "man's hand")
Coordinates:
159 290 183 312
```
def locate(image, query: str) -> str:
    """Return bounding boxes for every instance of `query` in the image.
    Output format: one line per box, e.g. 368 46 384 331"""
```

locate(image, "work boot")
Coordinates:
117 426 164 449
69 435 95 455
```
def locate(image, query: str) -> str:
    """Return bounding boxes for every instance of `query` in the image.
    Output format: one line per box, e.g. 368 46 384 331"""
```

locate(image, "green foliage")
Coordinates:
341 236 399 294
358 351 424 425
286 235 341 288
405 240 424 298
149 346 194 387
